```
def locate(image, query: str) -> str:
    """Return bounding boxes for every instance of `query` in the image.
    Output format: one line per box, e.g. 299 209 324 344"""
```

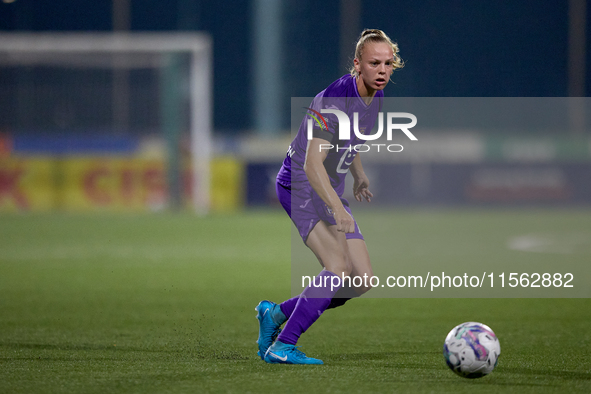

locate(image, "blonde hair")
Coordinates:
350 29 404 76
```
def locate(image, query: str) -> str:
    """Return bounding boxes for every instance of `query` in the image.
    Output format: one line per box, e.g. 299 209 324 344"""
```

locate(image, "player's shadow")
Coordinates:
331 353 591 388
506 367 591 381
331 351 435 366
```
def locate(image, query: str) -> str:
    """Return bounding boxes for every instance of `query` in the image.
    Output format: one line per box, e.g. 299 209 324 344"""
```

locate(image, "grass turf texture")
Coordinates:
0 209 590 393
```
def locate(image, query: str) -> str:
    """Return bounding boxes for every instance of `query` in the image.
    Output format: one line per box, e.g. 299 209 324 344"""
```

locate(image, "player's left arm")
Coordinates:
349 153 373 203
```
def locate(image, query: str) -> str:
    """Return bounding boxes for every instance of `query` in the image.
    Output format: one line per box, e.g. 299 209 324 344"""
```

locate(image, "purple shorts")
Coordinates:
276 181 364 243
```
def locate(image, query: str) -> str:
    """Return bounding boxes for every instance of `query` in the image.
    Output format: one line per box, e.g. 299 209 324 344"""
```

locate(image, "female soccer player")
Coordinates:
256 29 403 364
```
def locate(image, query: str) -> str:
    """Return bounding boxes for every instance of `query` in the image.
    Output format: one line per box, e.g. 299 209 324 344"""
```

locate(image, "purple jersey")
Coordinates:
277 74 383 197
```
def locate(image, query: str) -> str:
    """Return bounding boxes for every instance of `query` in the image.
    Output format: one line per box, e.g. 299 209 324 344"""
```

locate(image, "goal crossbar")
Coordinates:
0 32 212 215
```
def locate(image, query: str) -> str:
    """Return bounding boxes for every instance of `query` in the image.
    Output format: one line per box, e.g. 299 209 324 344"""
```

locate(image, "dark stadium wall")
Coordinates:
0 0 589 133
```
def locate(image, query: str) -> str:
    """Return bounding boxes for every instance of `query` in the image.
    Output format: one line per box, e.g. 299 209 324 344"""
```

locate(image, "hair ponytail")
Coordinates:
350 29 404 76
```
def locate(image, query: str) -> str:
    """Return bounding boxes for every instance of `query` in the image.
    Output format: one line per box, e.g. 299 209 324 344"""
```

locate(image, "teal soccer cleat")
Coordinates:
263 340 324 365
255 300 282 360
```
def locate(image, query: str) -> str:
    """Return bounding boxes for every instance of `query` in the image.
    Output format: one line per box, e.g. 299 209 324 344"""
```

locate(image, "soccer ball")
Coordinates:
443 322 501 378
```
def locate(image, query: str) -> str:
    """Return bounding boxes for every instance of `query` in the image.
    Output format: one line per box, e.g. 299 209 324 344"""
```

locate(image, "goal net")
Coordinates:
0 33 212 214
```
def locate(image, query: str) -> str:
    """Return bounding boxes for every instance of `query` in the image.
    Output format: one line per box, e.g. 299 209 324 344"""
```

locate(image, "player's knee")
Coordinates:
332 263 352 278
326 251 352 277
349 267 374 295
342 253 353 276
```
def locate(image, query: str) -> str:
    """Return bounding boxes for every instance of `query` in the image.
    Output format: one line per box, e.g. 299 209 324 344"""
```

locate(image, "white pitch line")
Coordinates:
507 233 591 254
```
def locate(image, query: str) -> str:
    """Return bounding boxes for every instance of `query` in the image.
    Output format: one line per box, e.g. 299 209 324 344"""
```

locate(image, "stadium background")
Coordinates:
1 2 591 393
0 0 590 212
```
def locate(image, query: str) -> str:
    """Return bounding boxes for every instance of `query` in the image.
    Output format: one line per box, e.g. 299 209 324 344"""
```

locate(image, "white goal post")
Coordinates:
0 32 212 214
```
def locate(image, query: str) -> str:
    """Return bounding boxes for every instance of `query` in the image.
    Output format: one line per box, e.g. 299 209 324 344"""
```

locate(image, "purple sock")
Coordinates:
277 270 342 345
279 297 298 319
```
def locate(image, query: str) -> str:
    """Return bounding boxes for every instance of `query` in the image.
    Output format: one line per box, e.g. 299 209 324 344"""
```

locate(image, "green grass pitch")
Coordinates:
0 209 590 393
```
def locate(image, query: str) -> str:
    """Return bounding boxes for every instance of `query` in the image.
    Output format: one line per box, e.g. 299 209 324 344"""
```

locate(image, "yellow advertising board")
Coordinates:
61 157 167 212
0 156 243 212
0 157 55 212
209 156 244 212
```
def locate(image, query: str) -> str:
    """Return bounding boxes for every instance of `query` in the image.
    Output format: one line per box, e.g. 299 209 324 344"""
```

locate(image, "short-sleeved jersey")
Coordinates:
277 74 383 197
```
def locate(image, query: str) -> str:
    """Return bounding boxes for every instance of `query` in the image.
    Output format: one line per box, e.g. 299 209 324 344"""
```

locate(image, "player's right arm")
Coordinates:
304 138 355 233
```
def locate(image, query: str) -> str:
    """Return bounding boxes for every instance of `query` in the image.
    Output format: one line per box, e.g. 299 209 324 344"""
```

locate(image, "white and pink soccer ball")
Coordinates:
443 322 501 378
